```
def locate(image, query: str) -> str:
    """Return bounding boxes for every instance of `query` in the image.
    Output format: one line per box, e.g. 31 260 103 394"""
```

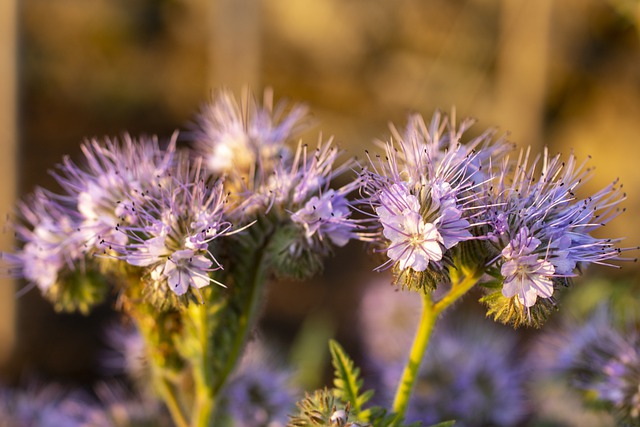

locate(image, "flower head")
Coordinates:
3 189 83 292
191 88 309 186
238 138 363 279
111 159 233 307
481 148 635 326
51 134 177 252
363 111 510 290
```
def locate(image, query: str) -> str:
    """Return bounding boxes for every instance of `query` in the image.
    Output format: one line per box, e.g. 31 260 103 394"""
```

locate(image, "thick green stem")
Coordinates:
188 227 273 426
188 251 269 426
212 239 269 396
391 271 482 421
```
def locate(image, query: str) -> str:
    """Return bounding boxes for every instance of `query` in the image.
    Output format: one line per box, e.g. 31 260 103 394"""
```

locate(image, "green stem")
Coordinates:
158 376 189 427
212 239 270 396
391 271 482 421
191 303 214 427
391 292 436 418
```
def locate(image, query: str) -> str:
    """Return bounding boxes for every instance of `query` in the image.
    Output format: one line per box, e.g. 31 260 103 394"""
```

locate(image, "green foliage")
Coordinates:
329 340 373 417
288 388 348 427
326 340 423 427
45 268 109 314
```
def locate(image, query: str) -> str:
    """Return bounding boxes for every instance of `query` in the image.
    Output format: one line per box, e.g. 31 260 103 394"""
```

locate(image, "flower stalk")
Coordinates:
391 267 483 421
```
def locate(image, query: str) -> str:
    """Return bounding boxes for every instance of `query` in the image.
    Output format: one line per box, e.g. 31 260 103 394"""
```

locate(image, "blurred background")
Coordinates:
1 0 640 424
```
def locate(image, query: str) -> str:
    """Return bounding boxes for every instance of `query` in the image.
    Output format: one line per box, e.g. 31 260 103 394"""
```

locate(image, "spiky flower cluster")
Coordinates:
480 148 635 326
191 88 309 182
191 89 362 279
111 159 234 307
363 111 511 291
361 111 635 325
3 89 366 310
2 135 179 312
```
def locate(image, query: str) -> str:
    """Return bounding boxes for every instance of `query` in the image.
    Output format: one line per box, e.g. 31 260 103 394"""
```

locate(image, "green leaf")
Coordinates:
328 339 371 416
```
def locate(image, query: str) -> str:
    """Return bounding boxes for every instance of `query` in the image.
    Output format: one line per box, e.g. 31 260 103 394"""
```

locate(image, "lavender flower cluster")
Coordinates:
1 88 637 426
361 111 634 326
3 89 364 311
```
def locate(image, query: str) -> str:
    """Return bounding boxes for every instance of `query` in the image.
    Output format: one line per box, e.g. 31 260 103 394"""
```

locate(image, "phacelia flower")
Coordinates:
375 182 444 271
481 148 636 326
283 140 362 248
500 226 555 308
363 111 510 291
51 134 177 252
191 88 309 187
244 138 363 280
3 188 83 292
111 159 233 307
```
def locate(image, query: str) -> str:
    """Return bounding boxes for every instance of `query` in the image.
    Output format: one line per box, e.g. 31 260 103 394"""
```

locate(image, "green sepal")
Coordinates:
268 223 324 281
44 268 110 314
480 288 557 328
392 265 445 295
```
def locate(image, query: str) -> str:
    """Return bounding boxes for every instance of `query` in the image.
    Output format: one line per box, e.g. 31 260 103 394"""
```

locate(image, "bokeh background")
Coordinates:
1 0 640 424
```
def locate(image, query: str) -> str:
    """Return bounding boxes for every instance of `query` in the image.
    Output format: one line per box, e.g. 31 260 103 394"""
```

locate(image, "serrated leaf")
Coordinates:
328 339 371 415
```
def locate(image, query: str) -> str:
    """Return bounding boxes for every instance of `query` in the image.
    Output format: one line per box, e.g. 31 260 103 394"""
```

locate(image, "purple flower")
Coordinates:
2 189 83 292
500 226 555 307
483 148 634 315
536 306 640 425
52 134 177 251
222 340 296 427
374 182 444 271
191 88 309 180
278 140 362 250
363 111 508 279
112 160 233 301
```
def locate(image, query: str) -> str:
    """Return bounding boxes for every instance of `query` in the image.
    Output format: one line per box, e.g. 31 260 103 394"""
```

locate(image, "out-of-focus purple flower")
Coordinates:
482 148 635 320
191 88 309 180
2 189 83 292
222 340 296 427
0 383 98 427
535 306 640 426
0 381 167 427
100 321 148 390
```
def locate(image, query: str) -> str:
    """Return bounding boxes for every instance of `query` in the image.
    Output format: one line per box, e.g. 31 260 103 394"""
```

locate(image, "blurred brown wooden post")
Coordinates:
0 0 18 371
496 0 553 149
209 0 261 92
